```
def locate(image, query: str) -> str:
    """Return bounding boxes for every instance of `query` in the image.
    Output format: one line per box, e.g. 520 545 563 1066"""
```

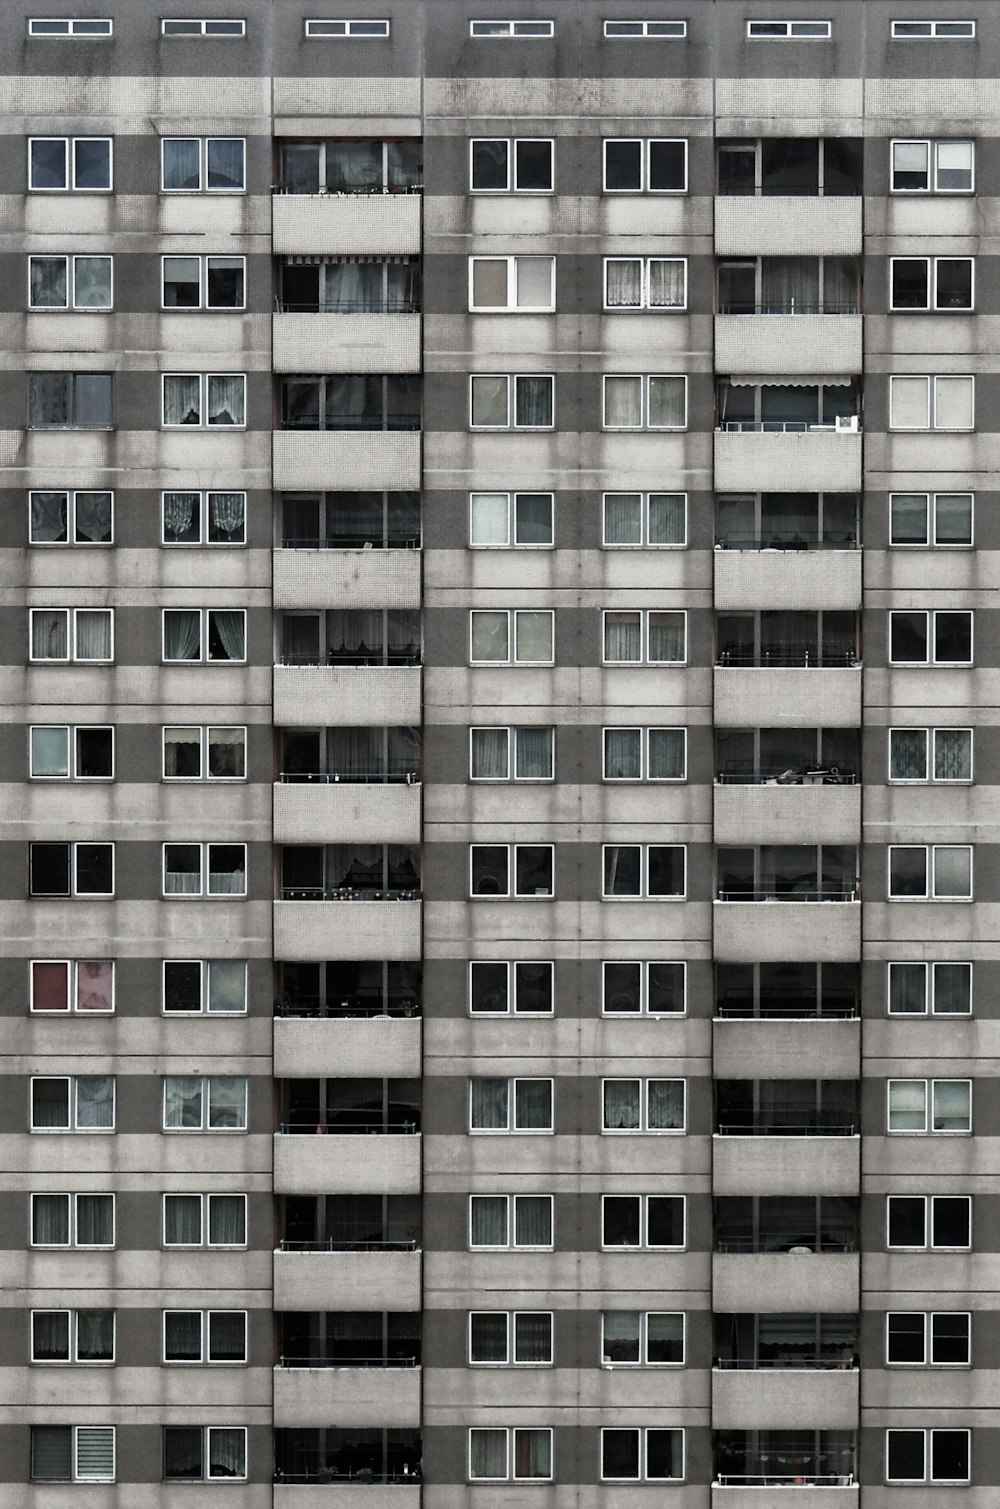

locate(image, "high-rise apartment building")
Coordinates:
2 0 996 1500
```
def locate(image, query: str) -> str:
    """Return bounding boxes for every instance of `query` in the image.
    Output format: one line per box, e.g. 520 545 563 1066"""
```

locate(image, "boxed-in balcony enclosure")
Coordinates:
714 1428 855 1489
716 730 858 786
279 1312 420 1369
716 963 858 1020
274 1427 422 1486
280 845 421 902
717 845 858 903
277 962 421 1019
280 611 421 669
716 139 864 199
279 491 421 550
714 1313 857 1371
715 1081 858 1136
716 613 858 669
716 494 859 551
281 1194 421 1253
280 1078 420 1135
715 259 862 374
714 385 862 491
279 728 421 785
715 1196 857 1255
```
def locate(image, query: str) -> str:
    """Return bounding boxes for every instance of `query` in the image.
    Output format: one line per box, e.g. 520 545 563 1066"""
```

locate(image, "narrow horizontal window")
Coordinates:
28 372 113 428
603 1311 685 1364
29 137 112 191
603 609 686 663
161 18 246 35
162 1192 247 1246
470 844 554 898
305 18 390 36
604 257 687 310
603 1078 686 1132
28 17 113 35
29 842 114 897
162 490 245 544
470 373 554 427
163 1425 247 1481
891 20 975 37
604 492 686 546
604 137 687 192
886 1427 970 1483
469 609 554 665
603 844 686 899
162 373 246 427
162 608 246 662
890 257 973 311
602 961 686 1015
162 843 247 898
163 1309 248 1364
29 604 116 660
162 255 245 309
889 610 972 666
887 844 972 901
31 1425 115 1482
163 960 248 1014
888 728 972 783
469 1193 553 1248
163 1075 247 1130
887 1193 971 1249
162 136 245 192
470 19 554 37
469 1427 553 1480
603 374 687 429
604 19 687 37
470 727 554 781
602 1426 685 1481
891 138 973 193
602 1194 686 1249
469 1310 553 1365
29 255 113 310
31 1192 114 1248
886 1311 971 1366
30 726 114 780
603 728 686 780
32 1308 115 1363
747 20 832 37
469 255 555 312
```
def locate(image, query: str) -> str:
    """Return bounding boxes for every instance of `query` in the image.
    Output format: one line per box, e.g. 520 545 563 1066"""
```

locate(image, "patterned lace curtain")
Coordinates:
209 492 245 537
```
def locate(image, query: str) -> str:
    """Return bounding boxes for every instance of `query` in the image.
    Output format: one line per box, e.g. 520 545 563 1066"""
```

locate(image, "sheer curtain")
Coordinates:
163 374 201 425
606 259 642 307
470 1196 507 1246
648 612 685 662
605 612 641 662
76 1194 113 1246
604 493 642 544
77 1310 114 1360
648 729 684 780
164 611 201 660
32 610 68 659
163 491 198 542
890 729 925 780
514 375 552 427
387 725 421 780
33 1195 69 1244
165 1311 201 1359
75 491 112 542
470 1431 507 1478
208 1195 245 1244
208 960 246 1012
211 611 245 660
515 727 552 779
164 1077 203 1125
324 261 380 312
209 492 245 539
605 729 640 778
935 729 971 780
208 845 246 895
326 140 382 190
326 374 369 427
76 1076 114 1128
32 1312 68 1359
761 257 819 313
648 1079 685 1129
514 1196 551 1245
30 491 68 541
649 259 686 308
649 493 685 544
471 1079 509 1129
513 1431 550 1478
604 1080 641 1129
207 375 244 426
470 728 507 779
208 1076 247 1128
604 376 641 427
76 610 112 661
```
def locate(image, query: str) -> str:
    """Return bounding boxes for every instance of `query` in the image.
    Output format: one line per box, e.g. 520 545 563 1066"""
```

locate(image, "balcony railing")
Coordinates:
715 998 857 1020
280 887 419 901
276 299 421 315
280 536 421 550
719 302 858 316
277 1238 419 1253
717 648 859 668
275 1471 422 1485
279 653 421 668
279 1355 419 1369
715 768 856 785
275 996 420 1019
716 888 859 903
279 770 420 785
715 1475 855 1488
278 1120 419 1135
715 535 858 550
273 183 423 196
715 1355 857 1371
715 1237 856 1254
716 1122 857 1137
718 421 860 434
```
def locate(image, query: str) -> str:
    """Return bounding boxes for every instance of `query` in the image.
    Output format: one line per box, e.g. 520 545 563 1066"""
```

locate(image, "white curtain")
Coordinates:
76 1076 114 1129
164 1077 203 1126
75 610 112 661
648 493 685 544
934 375 974 429
604 493 642 544
209 611 245 660
163 491 198 541
605 612 641 662
208 1313 245 1361
605 729 641 778
207 727 245 778
606 259 642 306
470 492 509 545
207 375 244 426
604 376 641 427
77 1311 114 1360
164 374 201 425
515 727 552 779
470 1078 508 1129
30 491 67 542
76 1194 113 1246
164 1195 202 1243
208 1195 245 1244
209 491 245 538
208 960 246 1012
32 1195 69 1244
74 491 112 542
604 1079 641 1129
207 1076 247 1129
164 611 200 660
470 1431 507 1479
164 846 202 894
648 1079 684 1130
649 259 686 307
164 1311 201 1360
514 1079 551 1129
32 1312 68 1359
32 610 67 659
208 1428 246 1478
471 728 508 778
207 845 246 894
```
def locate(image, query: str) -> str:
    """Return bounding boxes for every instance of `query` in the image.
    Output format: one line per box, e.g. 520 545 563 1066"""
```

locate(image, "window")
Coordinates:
888 845 972 901
890 257 973 311
888 1079 971 1133
29 255 112 310
601 1428 685 1480
32 1310 114 1363
305 18 391 36
470 727 554 780
282 374 420 431
469 491 553 546
29 490 113 544
603 728 686 780
747 20 832 37
602 961 686 1015
163 726 246 779
31 959 114 1012
163 1310 247 1363
280 490 420 548
891 139 974 193
31 1192 114 1247
162 843 247 899
279 138 421 194
29 843 114 897
603 1079 686 1132
163 1193 247 1246
162 137 245 191
469 960 554 1015
31 1426 115 1482
605 19 687 36
603 491 686 546
888 961 972 1016
888 728 972 782
162 490 245 544
603 845 686 899
469 256 555 311
470 1078 553 1132
602 1312 685 1364
886 1312 971 1366
163 1076 247 1130
469 1194 553 1248
889 491 972 546
162 256 245 309
30 726 113 779
892 20 975 38
603 374 687 428
30 608 113 662
470 844 554 898
162 373 245 427
161 18 246 35
470 374 554 427
162 608 245 662
28 17 113 35
470 138 553 192
886 1429 970 1483
28 137 112 191
604 138 687 192
280 255 421 314
27 372 113 427
604 258 687 310
603 611 687 663
470 19 554 36
163 960 248 1014
469 1428 552 1480
163 1427 247 1481
602 1194 686 1248
469 610 554 664
889 610 972 665
887 1194 971 1250
469 1311 553 1365
31 1076 115 1131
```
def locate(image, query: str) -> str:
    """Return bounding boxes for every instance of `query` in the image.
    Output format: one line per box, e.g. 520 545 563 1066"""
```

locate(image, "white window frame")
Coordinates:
161 608 247 663
29 842 115 898
161 1193 248 1248
469 491 554 548
162 1309 248 1364
469 373 555 428
162 1075 247 1131
30 1425 116 1482
602 1078 687 1133
602 727 687 781
468 1427 554 1482
888 490 973 547
162 842 248 898
887 844 973 901
889 256 974 311
31 1308 116 1364
29 725 114 781
163 1426 248 1481
469 1077 554 1134
161 255 246 310
602 1310 686 1366
602 843 687 900
891 20 975 38
305 18 391 36
888 609 973 666
468 959 555 1016
161 372 247 428
602 374 688 429
747 19 832 37
469 19 554 37
161 18 247 35
160 136 246 193
604 19 687 37
28 17 113 35
28 254 113 311
603 257 688 310
886 1194 971 1251
888 728 972 783
887 961 972 1017
468 255 555 312
885 1427 971 1484
28 136 113 191
161 489 246 545
468 609 555 665
29 607 114 663
30 1075 115 1133
894 374 975 430
601 960 687 1016
468 1193 554 1249
601 1193 687 1250
468 137 554 193
162 725 247 781
469 842 555 898
602 490 687 547
30 1192 115 1249
602 609 687 664
600 1426 686 1481
469 726 555 781
887 1078 972 1134
29 489 114 545
30 959 115 1014
602 137 688 192
890 138 975 193
468 1310 554 1365
162 959 248 1016
885 1311 971 1367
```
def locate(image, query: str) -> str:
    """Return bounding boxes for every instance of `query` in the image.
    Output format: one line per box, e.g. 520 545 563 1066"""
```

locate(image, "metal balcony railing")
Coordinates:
278 1354 419 1369
714 534 859 550
279 770 420 785
275 996 420 1019
718 421 861 433
716 647 859 668
279 887 420 901
715 1474 855 1488
277 1238 419 1253
716 887 859 903
718 301 858 315
715 1122 857 1137
714 1355 858 1371
278 1120 419 1135
715 768 857 785
714 1237 856 1254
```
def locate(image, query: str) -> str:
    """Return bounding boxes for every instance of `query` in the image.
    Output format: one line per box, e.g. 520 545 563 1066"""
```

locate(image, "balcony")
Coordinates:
713 1368 859 1430
274 1364 420 1429
714 197 863 256
275 1017 421 1079
714 429 862 493
713 1483 857 1507
273 1247 420 1312
715 315 862 377
713 668 861 727
273 900 422 961
273 549 421 611
272 193 422 257
275 1490 420 1509
274 1131 421 1195
713 1253 860 1313
274 667 422 727
714 901 860 962
714 784 860 846
273 431 421 492
713 550 862 612
713 1136 860 1197
274 783 421 845
273 313 422 375
714 1019 861 1078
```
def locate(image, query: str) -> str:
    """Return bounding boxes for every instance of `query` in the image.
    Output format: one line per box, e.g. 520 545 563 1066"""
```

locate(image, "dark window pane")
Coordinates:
649 140 685 190
516 846 552 896
76 844 113 894
931 1430 969 1481
648 962 685 1013
472 847 508 895
605 140 642 190
604 961 641 1013
602 1429 640 1478
648 847 685 896
647 1429 683 1478
164 961 202 1012
886 1313 924 1363
76 728 113 777
30 843 71 896
932 1197 970 1248
516 139 552 190
888 1196 926 1247
472 139 507 189
934 612 972 663
892 260 929 308
647 1196 685 1247
603 1196 640 1246
890 612 928 662
515 961 552 1013
164 1425 204 1478
887 1430 924 1480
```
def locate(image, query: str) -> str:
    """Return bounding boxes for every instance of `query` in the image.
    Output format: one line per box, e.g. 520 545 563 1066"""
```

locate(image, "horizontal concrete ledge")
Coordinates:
273 899 422 961
712 1488 858 1509
713 667 862 728
275 1489 421 1509
714 1019 860 1080
273 1248 420 1312
713 1253 860 1313
274 1016 421 1079
272 193 422 256
712 1366 859 1430
713 783 861 847
713 550 862 612
274 665 422 727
